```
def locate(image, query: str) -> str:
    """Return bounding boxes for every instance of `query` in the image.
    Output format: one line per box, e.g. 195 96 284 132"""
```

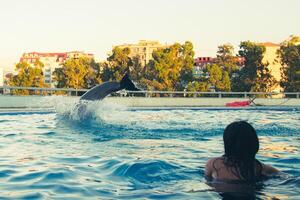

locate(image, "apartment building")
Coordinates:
20 51 93 86
193 43 283 92
114 40 168 66
0 67 3 87
194 57 215 78
194 56 245 78
260 42 283 93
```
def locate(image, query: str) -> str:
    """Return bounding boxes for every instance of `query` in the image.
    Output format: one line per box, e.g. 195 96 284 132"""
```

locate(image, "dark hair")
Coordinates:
222 121 262 182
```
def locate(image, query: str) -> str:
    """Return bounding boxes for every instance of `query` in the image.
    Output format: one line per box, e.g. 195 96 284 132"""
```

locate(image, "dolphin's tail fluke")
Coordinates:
120 73 140 91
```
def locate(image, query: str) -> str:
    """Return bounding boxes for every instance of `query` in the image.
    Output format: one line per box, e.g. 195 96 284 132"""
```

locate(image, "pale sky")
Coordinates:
0 0 299 70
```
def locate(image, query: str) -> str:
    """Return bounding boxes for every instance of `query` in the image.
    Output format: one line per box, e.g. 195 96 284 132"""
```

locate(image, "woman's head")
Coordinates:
223 121 259 160
221 121 262 181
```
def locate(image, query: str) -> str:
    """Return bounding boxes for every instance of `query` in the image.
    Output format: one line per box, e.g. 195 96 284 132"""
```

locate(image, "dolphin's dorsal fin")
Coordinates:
120 73 140 91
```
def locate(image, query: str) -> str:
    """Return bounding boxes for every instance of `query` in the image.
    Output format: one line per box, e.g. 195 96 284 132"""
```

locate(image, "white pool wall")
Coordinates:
0 96 299 108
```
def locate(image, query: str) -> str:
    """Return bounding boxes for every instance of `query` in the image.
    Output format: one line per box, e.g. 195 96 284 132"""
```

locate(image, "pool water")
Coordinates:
0 100 299 199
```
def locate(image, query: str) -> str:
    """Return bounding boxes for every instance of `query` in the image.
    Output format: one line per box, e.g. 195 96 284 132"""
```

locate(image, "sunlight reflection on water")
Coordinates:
0 101 299 199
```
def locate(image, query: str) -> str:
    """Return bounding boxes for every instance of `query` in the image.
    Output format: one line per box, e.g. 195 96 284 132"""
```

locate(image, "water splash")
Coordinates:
0 106 299 199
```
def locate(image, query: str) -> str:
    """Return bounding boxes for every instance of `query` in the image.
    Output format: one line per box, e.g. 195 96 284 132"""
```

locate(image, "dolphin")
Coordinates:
69 74 139 119
80 73 140 101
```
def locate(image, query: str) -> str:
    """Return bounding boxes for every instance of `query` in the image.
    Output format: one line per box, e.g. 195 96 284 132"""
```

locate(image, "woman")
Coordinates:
205 121 279 182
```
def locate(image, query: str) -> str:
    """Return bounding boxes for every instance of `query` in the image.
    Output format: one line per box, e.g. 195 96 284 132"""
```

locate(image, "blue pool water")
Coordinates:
0 100 299 199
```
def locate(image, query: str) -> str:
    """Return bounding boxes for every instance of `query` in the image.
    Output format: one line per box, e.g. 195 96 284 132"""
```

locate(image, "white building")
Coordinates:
114 40 169 66
260 42 283 93
39 56 61 86
0 67 3 86
20 51 94 87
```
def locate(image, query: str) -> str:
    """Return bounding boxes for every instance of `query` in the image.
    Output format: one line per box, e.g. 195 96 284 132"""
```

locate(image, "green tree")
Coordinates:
179 41 195 89
144 41 195 91
282 35 300 45
130 55 145 81
215 43 239 75
139 78 165 91
84 59 102 88
53 57 100 89
101 47 132 82
146 43 182 90
52 68 66 88
186 81 209 95
232 41 277 92
206 64 231 91
9 61 46 95
277 36 300 92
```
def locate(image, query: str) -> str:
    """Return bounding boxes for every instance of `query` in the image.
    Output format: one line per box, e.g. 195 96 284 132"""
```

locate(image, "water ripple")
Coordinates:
0 105 299 199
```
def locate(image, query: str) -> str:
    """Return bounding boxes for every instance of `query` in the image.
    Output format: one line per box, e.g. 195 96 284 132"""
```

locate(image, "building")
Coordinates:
114 40 168 66
193 56 245 78
282 35 300 46
194 57 215 78
194 43 284 93
0 68 3 87
235 57 246 66
260 42 283 93
194 42 284 93
195 57 215 67
20 51 94 87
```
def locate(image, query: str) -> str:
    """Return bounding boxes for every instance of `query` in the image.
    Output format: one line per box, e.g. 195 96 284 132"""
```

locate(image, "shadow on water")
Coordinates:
56 115 224 142
42 99 300 199
53 100 225 142
54 100 300 143
202 172 300 200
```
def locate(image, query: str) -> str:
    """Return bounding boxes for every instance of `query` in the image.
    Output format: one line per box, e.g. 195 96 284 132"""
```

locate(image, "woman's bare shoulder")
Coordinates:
261 162 280 175
205 157 224 177
206 157 223 166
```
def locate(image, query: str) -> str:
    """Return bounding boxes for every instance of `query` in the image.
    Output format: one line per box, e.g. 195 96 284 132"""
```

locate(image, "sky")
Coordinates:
0 0 299 70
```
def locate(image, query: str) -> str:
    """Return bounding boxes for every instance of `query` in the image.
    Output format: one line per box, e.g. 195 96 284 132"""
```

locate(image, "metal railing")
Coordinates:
0 86 299 98
0 86 88 96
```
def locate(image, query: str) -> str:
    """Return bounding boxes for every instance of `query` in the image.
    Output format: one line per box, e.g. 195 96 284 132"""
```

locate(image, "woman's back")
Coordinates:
205 157 264 181
205 121 279 182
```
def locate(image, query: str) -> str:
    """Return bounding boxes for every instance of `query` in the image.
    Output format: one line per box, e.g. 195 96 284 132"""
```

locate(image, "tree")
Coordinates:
186 81 209 95
232 41 277 92
9 61 47 95
146 43 181 90
277 36 300 92
144 41 195 91
206 64 231 91
52 68 66 88
84 59 102 88
130 55 146 81
139 78 165 91
215 43 240 75
53 56 100 89
179 41 195 89
101 47 132 82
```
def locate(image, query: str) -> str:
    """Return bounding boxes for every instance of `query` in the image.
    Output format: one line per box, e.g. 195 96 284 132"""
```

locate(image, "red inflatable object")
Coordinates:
225 100 251 107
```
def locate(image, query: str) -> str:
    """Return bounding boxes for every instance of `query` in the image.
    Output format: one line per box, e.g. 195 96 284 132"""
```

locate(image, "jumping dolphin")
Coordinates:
80 73 140 101
69 74 139 119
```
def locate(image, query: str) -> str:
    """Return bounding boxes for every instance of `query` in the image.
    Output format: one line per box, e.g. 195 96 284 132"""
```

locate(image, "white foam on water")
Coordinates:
39 96 128 122
31 96 300 132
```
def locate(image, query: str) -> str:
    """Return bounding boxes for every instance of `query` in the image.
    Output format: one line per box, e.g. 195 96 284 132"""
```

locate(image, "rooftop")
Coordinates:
260 42 280 47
